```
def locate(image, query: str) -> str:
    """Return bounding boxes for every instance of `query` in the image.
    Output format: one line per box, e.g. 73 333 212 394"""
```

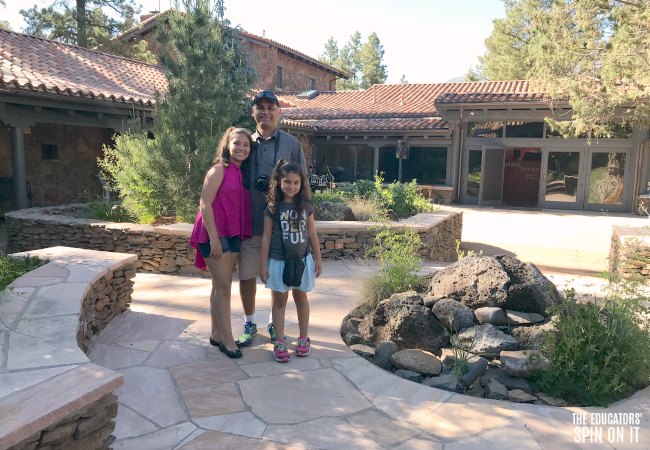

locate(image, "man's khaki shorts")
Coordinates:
239 235 262 280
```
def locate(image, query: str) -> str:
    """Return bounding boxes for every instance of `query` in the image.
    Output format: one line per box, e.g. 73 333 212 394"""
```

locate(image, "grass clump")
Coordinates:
0 255 42 292
533 278 650 406
359 225 422 308
82 199 137 223
344 196 388 221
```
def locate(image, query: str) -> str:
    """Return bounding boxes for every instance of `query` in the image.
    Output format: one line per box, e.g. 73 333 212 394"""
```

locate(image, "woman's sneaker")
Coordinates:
273 340 290 363
295 337 311 357
236 321 257 347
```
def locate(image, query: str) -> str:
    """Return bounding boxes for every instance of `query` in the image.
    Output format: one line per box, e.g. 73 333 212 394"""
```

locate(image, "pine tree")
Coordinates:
475 0 539 80
473 0 650 137
20 0 138 48
99 0 254 222
319 31 387 90
359 32 387 88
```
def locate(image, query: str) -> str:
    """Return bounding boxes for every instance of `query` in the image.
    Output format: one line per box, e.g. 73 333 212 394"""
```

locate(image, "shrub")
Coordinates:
359 225 422 308
533 281 650 406
81 199 136 223
1 255 41 292
371 174 437 220
344 196 388 221
344 179 376 199
312 188 346 207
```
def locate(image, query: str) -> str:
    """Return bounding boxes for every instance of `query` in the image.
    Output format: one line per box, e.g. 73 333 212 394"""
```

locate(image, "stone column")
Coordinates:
372 145 380 176
11 127 28 210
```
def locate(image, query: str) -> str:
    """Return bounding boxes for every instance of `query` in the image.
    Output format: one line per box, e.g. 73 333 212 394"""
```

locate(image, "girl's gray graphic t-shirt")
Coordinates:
264 201 314 260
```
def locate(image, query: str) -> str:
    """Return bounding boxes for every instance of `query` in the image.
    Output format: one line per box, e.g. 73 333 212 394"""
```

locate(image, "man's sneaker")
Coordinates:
236 321 257 347
273 340 290 363
268 323 277 342
295 337 311 357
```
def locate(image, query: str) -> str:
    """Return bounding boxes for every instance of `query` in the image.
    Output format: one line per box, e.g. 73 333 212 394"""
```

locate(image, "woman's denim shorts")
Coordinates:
197 236 241 257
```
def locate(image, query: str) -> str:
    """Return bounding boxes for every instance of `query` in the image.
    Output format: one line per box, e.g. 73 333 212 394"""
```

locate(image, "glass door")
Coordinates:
463 148 482 204
540 150 583 209
584 150 629 212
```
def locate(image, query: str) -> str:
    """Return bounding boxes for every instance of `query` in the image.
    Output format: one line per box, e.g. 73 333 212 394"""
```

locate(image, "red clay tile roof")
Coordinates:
0 29 167 107
278 81 550 132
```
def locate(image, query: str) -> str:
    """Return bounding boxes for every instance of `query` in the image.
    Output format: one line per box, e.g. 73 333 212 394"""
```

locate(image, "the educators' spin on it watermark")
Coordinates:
573 412 642 444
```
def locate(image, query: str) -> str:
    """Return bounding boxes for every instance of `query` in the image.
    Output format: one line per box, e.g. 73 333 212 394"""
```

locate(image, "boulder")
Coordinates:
358 291 449 353
428 255 561 315
350 344 375 359
375 341 399 371
451 324 518 357
511 321 556 350
422 374 459 391
480 367 532 393
394 369 423 383
391 349 442 376
431 298 476 331
315 201 354 221
485 378 509 400
474 307 508 325
506 310 545 325
507 389 538 403
500 350 550 378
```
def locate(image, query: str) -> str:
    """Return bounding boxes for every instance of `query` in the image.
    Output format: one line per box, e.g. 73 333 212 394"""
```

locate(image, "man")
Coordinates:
236 90 309 346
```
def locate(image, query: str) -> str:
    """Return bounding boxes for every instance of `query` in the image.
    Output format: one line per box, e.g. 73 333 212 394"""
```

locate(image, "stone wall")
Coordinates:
609 225 650 279
9 393 118 450
77 264 136 353
7 205 462 275
0 247 135 450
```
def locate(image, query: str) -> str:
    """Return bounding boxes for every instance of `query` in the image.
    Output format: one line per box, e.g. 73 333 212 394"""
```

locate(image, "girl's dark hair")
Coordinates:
266 160 312 215
213 127 253 166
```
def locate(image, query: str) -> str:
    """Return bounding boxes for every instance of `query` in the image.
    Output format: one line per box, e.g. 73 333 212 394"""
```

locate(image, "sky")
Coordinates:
2 0 506 84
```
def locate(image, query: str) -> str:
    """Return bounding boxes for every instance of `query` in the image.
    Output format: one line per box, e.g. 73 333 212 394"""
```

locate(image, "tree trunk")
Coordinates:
76 0 87 47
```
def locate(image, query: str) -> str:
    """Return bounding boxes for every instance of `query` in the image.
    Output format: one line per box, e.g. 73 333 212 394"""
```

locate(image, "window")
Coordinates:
308 77 316 90
41 144 58 161
505 121 544 138
276 66 283 89
467 122 504 138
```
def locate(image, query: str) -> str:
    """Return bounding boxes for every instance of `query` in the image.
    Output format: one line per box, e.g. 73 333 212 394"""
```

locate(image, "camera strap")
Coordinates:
254 132 281 180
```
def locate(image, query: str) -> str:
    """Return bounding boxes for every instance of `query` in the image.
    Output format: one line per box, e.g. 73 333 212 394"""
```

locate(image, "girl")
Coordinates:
260 160 322 362
189 127 253 359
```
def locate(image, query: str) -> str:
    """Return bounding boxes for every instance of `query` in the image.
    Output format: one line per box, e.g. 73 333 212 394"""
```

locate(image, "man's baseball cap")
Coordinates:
253 90 280 107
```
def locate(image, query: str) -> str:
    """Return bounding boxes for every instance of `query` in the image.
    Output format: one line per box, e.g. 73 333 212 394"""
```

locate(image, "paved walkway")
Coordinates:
91 258 649 449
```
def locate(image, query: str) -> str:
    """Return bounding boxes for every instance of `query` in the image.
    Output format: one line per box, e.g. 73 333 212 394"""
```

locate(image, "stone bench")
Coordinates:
6 206 463 275
0 247 137 450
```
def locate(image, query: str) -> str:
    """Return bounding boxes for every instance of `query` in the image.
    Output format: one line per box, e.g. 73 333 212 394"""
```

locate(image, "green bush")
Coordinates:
344 179 376 199
312 189 346 207
533 283 650 406
1 255 41 292
359 225 422 308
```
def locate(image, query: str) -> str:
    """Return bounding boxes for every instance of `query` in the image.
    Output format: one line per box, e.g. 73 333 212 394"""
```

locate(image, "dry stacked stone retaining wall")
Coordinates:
77 264 135 353
10 393 119 450
609 225 650 279
6 205 462 274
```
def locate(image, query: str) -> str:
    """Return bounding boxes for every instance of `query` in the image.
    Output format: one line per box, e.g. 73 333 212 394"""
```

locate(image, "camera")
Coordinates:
255 175 270 193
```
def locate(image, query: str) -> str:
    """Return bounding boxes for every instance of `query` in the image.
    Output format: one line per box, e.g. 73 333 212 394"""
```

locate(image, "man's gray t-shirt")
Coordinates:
264 202 314 260
249 129 307 236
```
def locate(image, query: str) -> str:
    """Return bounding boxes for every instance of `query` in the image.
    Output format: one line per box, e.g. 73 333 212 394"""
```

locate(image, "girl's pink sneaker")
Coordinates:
295 337 311 357
273 340 290 362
